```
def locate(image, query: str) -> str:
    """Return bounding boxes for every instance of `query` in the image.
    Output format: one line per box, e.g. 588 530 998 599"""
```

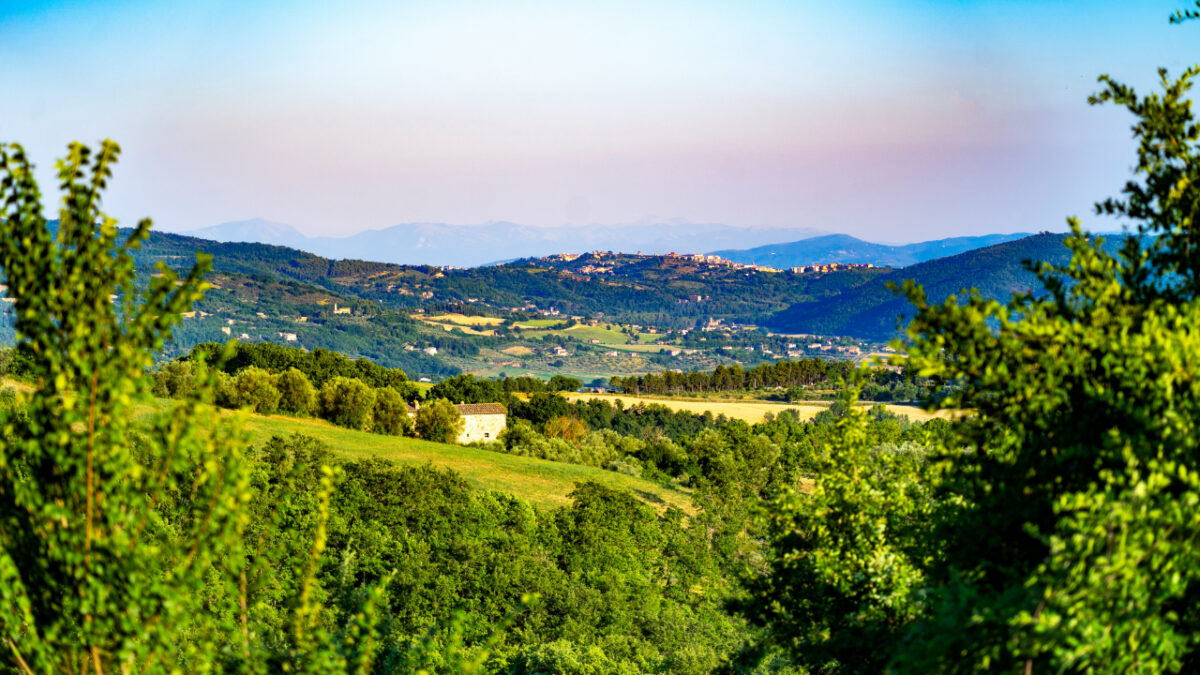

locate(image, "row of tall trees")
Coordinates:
609 359 858 395
155 359 466 441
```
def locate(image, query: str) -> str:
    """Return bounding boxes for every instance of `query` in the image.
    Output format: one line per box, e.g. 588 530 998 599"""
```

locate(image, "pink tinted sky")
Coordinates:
1 0 1196 241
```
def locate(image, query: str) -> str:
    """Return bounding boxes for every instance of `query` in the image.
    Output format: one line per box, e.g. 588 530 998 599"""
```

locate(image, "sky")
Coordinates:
0 0 1197 242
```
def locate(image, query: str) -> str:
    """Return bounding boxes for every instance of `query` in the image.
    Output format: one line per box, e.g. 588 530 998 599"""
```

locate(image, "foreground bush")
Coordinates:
0 141 397 670
739 24 1200 673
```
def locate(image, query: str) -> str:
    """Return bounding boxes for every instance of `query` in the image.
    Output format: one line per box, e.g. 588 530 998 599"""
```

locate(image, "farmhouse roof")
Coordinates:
455 403 508 416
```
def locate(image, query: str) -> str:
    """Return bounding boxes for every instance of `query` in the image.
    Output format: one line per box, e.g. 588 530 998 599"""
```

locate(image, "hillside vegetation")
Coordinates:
712 232 1033 268
767 233 1125 339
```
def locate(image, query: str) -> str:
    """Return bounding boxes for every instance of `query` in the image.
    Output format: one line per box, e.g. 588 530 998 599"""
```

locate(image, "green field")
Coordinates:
225 409 693 512
513 318 565 329
517 322 662 346
560 324 633 342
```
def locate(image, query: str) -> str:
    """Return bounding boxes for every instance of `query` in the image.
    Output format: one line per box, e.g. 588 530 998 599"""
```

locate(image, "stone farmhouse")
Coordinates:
406 402 507 444
454 403 507 443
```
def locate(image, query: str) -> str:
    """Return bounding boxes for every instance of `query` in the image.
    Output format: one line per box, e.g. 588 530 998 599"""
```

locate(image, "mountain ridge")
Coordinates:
181 219 829 267
711 232 1036 268
765 233 1126 340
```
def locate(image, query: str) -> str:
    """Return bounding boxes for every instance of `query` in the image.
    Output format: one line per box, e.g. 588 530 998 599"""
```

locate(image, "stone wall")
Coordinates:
459 413 506 444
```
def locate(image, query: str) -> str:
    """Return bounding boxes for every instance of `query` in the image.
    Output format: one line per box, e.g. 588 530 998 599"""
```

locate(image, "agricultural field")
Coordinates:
565 392 952 423
417 312 502 335
514 321 660 345
603 343 670 353
512 318 565 329
425 313 505 326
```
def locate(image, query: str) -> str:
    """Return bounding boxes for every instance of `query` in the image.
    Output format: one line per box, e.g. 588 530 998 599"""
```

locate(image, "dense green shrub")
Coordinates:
275 366 317 415
372 386 414 436
319 375 376 430
152 359 198 399
230 365 282 414
414 398 464 443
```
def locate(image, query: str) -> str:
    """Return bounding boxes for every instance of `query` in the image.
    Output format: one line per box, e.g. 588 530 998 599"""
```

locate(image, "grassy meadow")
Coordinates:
226 407 693 512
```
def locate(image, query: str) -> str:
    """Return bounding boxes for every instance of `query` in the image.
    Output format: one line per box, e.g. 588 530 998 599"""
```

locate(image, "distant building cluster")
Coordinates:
789 262 874 274
666 252 781 273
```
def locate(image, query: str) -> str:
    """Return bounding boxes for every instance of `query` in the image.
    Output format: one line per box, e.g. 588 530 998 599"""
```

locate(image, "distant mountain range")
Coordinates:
711 232 1035 268
181 218 827 267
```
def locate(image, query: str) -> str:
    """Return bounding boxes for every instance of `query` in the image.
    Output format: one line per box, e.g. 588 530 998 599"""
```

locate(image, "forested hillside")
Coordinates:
134 230 888 327
712 232 1033 268
766 233 1126 339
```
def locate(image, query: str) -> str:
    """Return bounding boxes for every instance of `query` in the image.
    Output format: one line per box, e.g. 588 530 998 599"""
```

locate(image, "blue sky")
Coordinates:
1 1 1196 241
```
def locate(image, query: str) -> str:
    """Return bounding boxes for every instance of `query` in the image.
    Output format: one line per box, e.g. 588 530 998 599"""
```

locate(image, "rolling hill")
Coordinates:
134 230 888 330
712 232 1034 268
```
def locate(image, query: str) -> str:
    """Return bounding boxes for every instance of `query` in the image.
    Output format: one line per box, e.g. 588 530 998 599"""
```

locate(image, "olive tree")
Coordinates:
231 365 282 415
372 386 413 436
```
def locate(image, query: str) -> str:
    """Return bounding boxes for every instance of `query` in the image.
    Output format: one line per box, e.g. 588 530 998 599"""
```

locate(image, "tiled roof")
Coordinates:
455 403 508 416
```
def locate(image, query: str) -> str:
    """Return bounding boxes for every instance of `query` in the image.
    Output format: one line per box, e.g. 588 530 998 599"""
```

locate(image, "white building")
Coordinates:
454 403 508 443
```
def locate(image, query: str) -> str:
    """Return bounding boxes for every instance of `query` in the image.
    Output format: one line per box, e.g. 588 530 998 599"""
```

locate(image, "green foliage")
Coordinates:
547 374 582 392
736 391 932 673
1172 1 1200 24
741 29 1200 673
0 140 249 669
415 398 465 443
152 358 198 398
275 366 317 415
893 64 1200 672
372 385 414 436
610 359 857 396
429 372 503 404
319 375 376 430
231 365 282 415
0 140 403 672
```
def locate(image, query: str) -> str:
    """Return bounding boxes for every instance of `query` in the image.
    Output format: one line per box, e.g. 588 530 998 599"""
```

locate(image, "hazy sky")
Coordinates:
1 1 1196 241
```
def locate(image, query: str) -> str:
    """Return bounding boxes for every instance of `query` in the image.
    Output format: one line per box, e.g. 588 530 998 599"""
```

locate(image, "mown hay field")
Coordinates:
424 313 505 326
